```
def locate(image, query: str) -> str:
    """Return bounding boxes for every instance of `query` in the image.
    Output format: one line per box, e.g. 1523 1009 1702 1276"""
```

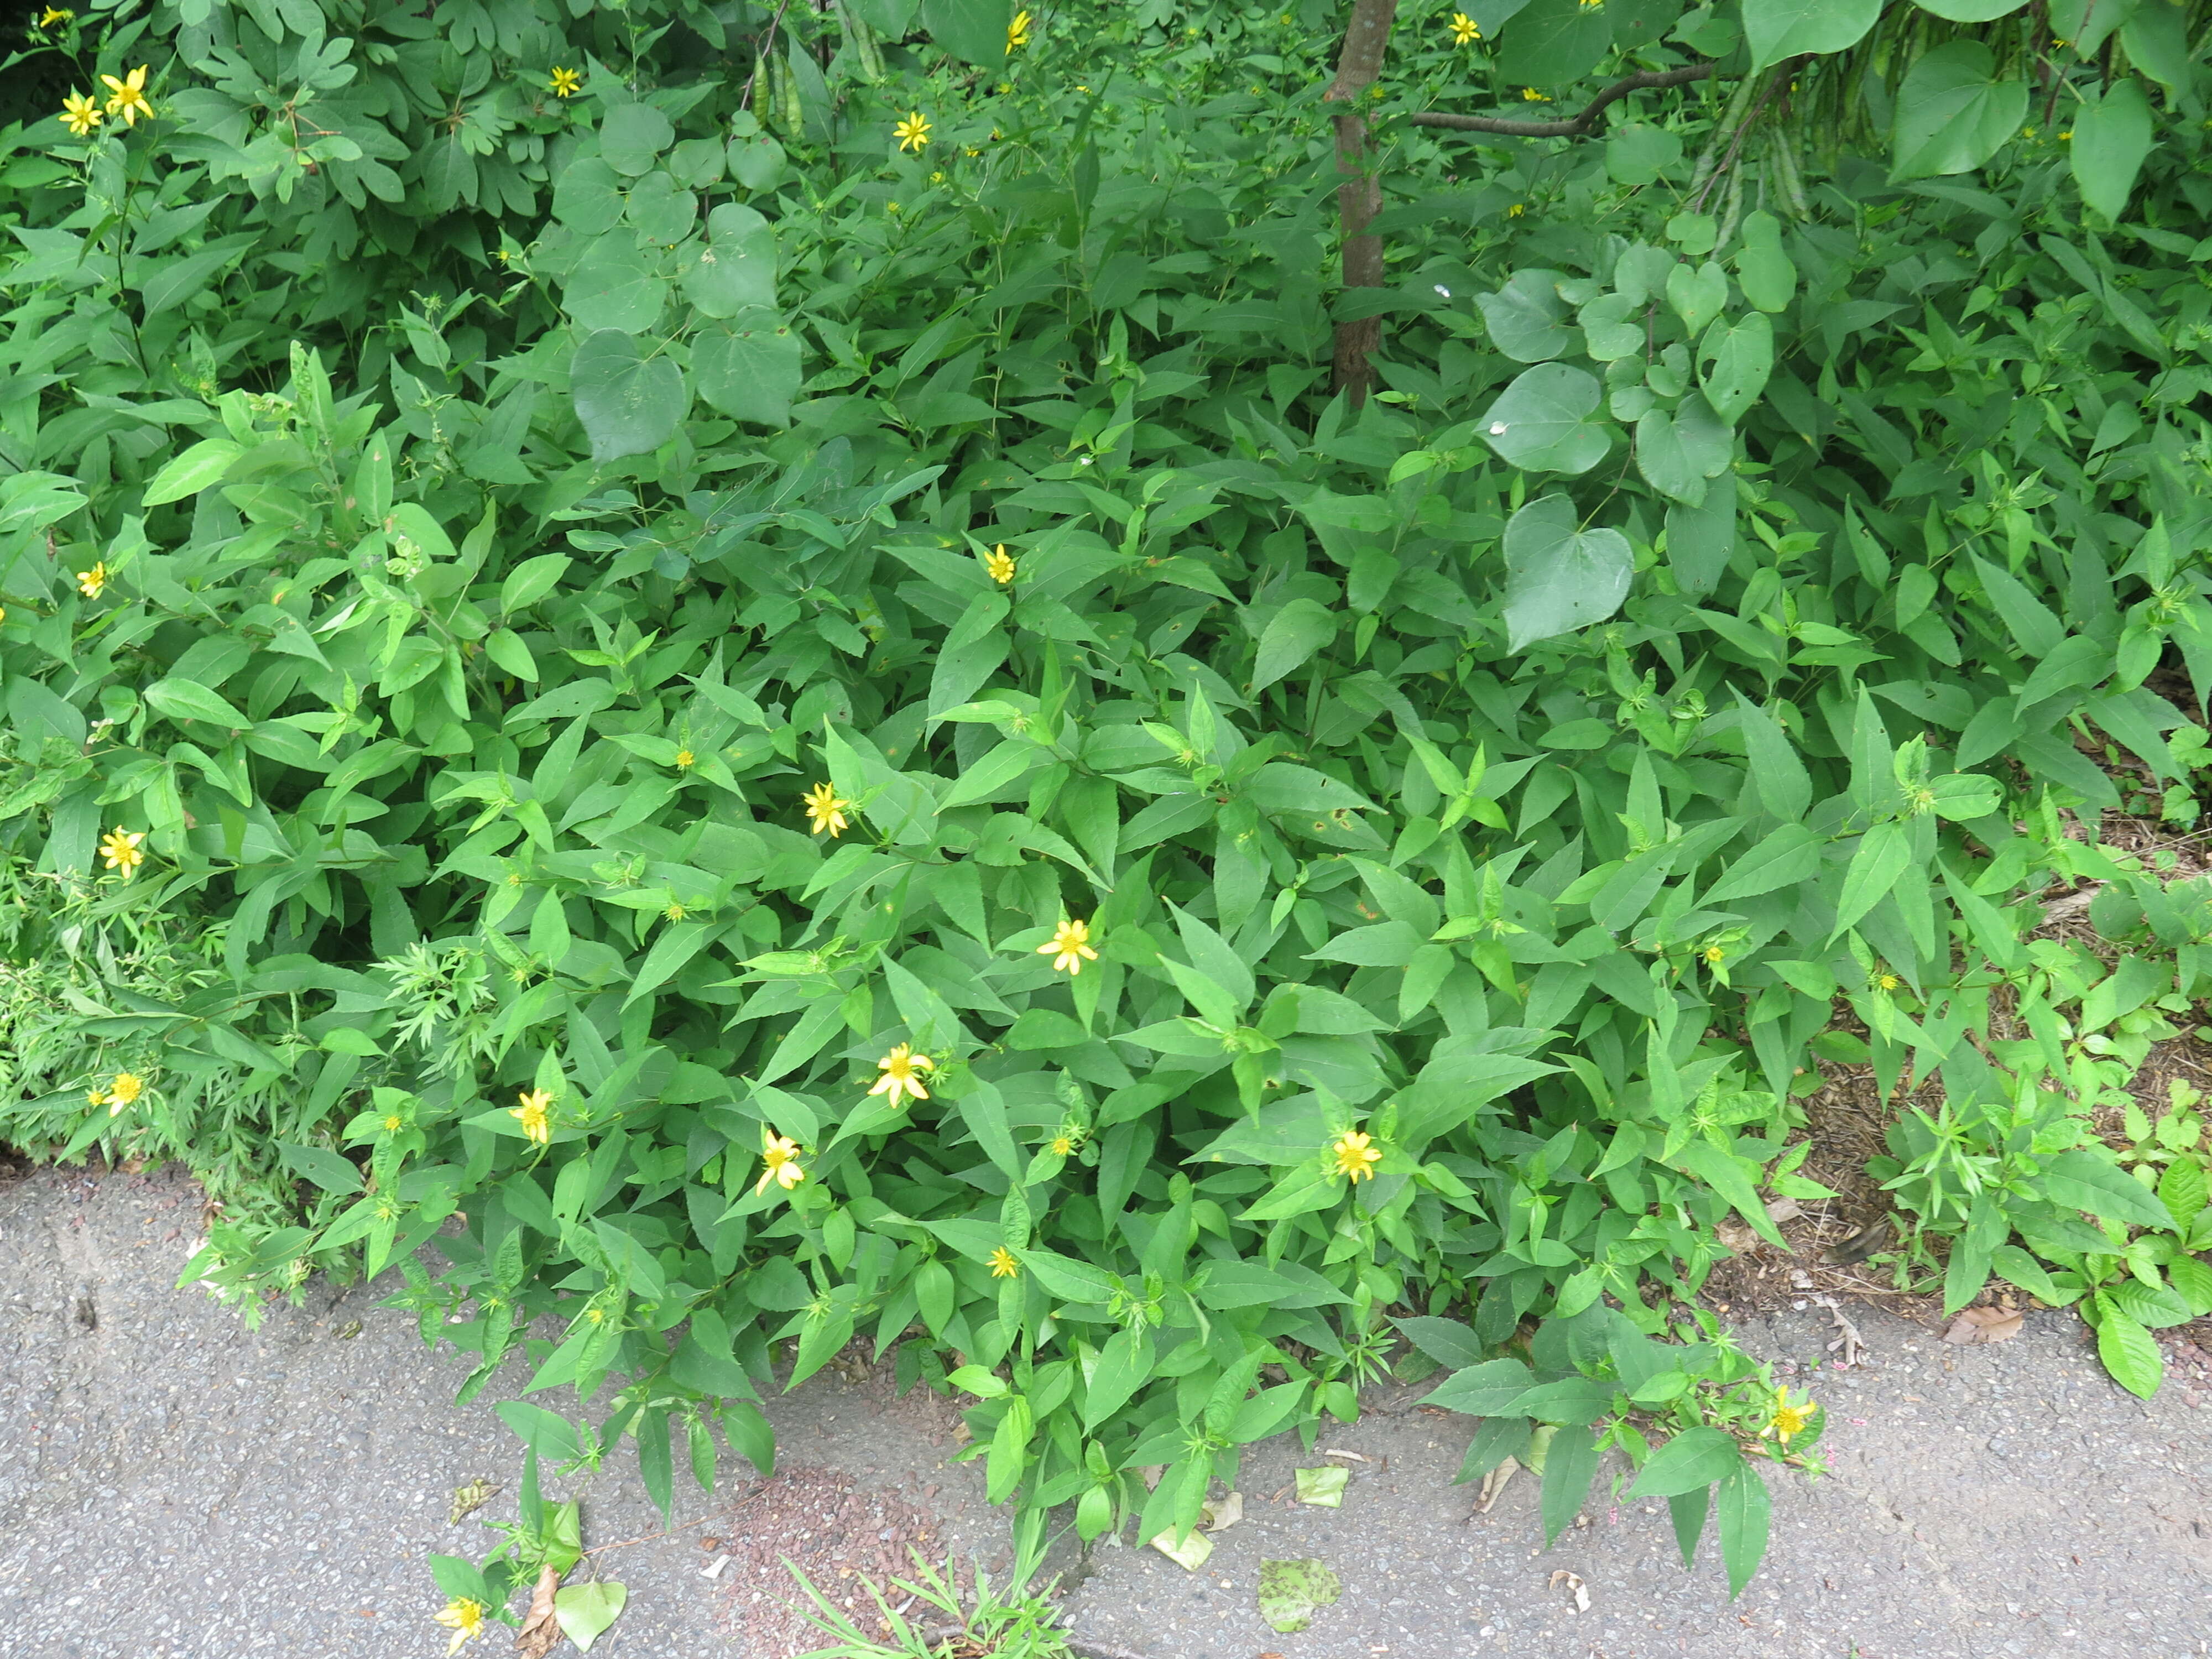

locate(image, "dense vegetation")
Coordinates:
2 0 2210 1623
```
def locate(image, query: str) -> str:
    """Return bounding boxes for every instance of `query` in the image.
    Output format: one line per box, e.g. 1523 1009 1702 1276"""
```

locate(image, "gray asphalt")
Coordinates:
2 1163 2208 1658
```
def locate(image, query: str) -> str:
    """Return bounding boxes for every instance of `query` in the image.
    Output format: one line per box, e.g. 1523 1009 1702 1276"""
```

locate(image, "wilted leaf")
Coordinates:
1548 1568 1591 1612
1293 1464 1348 1507
516 1562 564 1659
1258 1558 1342 1634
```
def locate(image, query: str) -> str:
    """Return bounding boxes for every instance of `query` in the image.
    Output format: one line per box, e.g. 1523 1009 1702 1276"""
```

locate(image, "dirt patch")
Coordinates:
709 1463 949 1655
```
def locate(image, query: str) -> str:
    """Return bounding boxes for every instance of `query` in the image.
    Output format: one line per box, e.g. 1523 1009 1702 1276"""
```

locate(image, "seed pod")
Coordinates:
838 1 883 83
773 47 802 141
1688 69 1761 201
1771 127 1810 219
1716 153 1746 248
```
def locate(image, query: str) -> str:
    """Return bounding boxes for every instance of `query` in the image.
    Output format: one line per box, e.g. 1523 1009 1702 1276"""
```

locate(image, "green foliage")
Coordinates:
1 0 2210 1613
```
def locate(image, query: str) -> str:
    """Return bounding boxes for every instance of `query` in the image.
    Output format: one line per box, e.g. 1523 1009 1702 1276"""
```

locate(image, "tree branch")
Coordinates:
1410 63 1715 139
1324 0 1402 406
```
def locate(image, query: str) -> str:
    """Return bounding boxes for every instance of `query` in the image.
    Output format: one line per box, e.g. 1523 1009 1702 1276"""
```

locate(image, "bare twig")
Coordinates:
1412 63 1716 139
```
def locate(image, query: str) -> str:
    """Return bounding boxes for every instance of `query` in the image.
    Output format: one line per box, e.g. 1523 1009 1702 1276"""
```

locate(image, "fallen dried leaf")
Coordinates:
1765 1197 1804 1224
1149 1527 1214 1571
1321 1448 1373 1463
515 1562 563 1658
1258 1558 1342 1634
1474 1456 1520 1516
1201 1491 1244 1532
1942 1306 2025 1345
1548 1569 1590 1613
1293 1465 1348 1508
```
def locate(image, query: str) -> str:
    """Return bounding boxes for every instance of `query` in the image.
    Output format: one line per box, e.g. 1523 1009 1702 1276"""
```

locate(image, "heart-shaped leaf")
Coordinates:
1501 494 1633 650
571 330 687 462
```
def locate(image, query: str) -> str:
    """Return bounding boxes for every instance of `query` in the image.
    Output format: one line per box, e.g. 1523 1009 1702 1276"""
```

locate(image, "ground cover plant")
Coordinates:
2 0 2211 1633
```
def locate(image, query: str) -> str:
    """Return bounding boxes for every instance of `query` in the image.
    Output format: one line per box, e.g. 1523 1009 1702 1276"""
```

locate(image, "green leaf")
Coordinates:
2092 1295 2164 1398
1834 821 1912 935
1496 0 1612 85
564 241 667 333
1475 269 1574 362
275 1141 363 1194
1665 260 1727 338
1704 825 1821 902
2039 1149 2176 1231
694 311 802 428
1538 1421 1600 1544
1634 409 1705 506
1423 1357 1536 1415
601 102 676 176
1501 494 1632 651
920 0 1010 65
1715 1462 1771 1598
2158 1157 2209 1230
144 678 249 728
2069 79 2154 220
1480 364 1612 475
1743 0 1879 70
1251 598 1339 692
1394 1315 1486 1370
554 1580 628 1651
572 330 688 463
1890 42 2028 181
1700 312 1773 423
1913 0 2029 17
684 204 777 318
1627 1425 1741 1497
140 438 243 506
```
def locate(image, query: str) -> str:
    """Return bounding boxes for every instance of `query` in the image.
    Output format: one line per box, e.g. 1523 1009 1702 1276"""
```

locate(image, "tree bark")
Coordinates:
1324 0 1400 408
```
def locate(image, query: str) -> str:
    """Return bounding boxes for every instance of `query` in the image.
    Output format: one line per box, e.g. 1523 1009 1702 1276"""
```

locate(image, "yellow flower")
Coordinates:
674 748 695 769
984 544 1017 584
802 780 853 838
549 66 582 98
434 1597 486 1655
1051 1134 1074 1156
756 1129 805 1196
663 899 686 921
382 1113 404 1133
1006 8 1032 49
1877 973 1900 992
99 827 145 878
1762 1385 1817 1446
1521 87 1551 102
1507 202 1526 217
510 1087 552 1144
2057 129 2072 142
869 1042 934 1109
76 560 107 598
895 110 931 153
1448 12 1479 43
103 1072 144 1115
60 90 101 135
101 64 153 127
87 1088 105 1107
39 7 74 25
1332 1129 1383 1183
989 1246 1021 1278
1039 916 1098 975
1703 943 1726 966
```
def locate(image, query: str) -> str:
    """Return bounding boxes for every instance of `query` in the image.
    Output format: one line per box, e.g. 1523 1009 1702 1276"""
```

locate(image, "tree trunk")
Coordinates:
1325 0 1400 408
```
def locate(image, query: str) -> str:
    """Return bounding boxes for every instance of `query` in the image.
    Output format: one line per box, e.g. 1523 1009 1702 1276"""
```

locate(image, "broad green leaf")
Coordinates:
145 679 249 728
1252 598 1339 692
1423 1357 1536 1415
2039 1149 2177 1230
554 1581 628 1651
1715 1463 1771 1598
1627 1425 1740 1497
1743 0 1879 70
2092 1295 2163 1399
564 239 667 334
1913 0 2028 15
920 0 1010 64
1496 0 1611 84
1538 1421 1599 1544
1394 1315 1486 1370
1890 42 2028 181
1704 825 1821 902
1833 821 1912 935
1665 260 1727 338
1480 364 1612 475
1501 494 1632 650
2069 80 2154 220
1475 269 1574 362
571 330 688 463
684 204 777 317
695 310 801 427
141 439 243 506
601 103 676 176
1700 313 1773 422
1635 409 1705 506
